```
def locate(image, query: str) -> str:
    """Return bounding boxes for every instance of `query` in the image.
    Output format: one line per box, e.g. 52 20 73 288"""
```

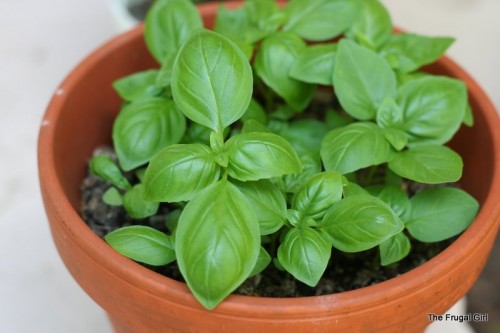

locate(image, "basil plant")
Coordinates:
88 0 479 309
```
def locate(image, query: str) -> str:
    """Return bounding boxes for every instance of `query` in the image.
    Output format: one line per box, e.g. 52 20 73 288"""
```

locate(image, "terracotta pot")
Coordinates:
38 2 500 332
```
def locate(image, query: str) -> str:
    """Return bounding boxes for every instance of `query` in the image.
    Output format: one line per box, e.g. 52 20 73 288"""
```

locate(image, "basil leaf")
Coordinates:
254 32 316 112
143 144 220 202
241 119 272 134
346 0 392 50
105 226 175 266
156 53 176 89
183 122 212 145
406 187 479 242
245 0 285 36
240 99 268 124
249 246 272 277
113 98 186 171
379 232 411 266
277 227 331 287
321 195 404 252
381 33 454 73
214 5 259 55
342 181 370 197
113 70 161 101
377 185 411 221
232 179 287 235
144 0 202 63
102 187 123 206
382 128 408 151
292 171 343 222
280 119 329 155
284 153 322 194
289 44 336 85
388 145 463 184
283 0 359 41
175 180 260 309
89 155 131 190
226 132 302 181
123 184 159 219
334 39 396 120
396 76 467 145
463 104 474 127
321 122 391 174
171 29 253 132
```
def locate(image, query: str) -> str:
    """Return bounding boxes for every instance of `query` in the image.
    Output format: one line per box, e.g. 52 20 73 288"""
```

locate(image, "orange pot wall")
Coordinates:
38 2 500 333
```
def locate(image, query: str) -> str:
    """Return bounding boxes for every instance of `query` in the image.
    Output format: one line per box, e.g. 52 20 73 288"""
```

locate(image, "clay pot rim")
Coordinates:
39 3 500 318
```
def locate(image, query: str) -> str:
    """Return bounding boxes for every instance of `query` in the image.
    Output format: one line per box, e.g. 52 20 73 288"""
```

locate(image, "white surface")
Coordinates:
0 1 498 332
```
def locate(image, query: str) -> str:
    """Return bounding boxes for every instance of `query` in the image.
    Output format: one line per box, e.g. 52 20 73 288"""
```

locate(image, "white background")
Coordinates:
0 0 498 332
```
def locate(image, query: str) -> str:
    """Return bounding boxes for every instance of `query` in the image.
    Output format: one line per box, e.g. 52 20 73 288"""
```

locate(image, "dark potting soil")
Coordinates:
80 150 455 298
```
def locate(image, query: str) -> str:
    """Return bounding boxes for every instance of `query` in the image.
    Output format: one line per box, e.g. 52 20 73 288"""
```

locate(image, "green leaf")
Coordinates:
346 0 392 50
240 99 268 124
89 155 131 190
396 76 467 145
381 33 454 73
277 227 331 287
113 70 161 101
283 153 322 193
377 185 411 221
342 181 370 197
388 145 463 184
183 122 212 145
254 32 316 112
143 144 220 202
289 44 336 85
113 98 186 171
102 187 123 206
156 53 177 89
175 180 260 309
283 0 359 41
279 119 329 154
334 39 396 120
379 232 411 266
320 122 391 174
105 226 175 266
214 5 259 55
226 132 302 181
144 0 202 63
463 104 474 127
171 29 253 133
321 195 404 252
382 128 408 151
123 184 160 219
245 0 285 36
232 179 287 235
249 246 272 277
406 187 479 242
292 171 344 222
242 119 272 134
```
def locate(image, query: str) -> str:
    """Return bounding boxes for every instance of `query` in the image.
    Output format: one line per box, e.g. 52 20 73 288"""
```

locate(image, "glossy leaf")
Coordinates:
144 0 202 63
249 246 272 277
379 232 411 266
175 180 260 309
283 0 359 41
289 44 336 85
321 195 404 252
292 171 344 222
284 153 322 194
123 184 160 219
226 132 302 181
232 179 287 235
89 155 131 190
277 227 331 286
102 187 123 206
113 70 161 101
396 76 467 145
346 0 392 49
113 98 186 171
381 33 454 73
279 119 329 155
388 145 463 184
240 99 268 124
406 187 479 242
143 144 220 202
334 39 396 120
377 185 411 221
105 226 175 266
171 29 253 132
320 122 391 174
254 32 316 111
